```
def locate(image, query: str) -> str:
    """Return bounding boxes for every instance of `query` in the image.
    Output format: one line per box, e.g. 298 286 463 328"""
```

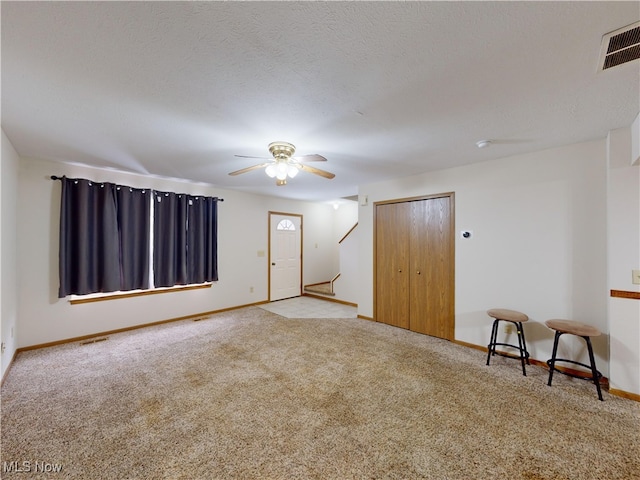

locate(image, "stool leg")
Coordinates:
518 321 530 365
515 321 527 376
486 319 499 366
584 336 603 401
547 331 562 387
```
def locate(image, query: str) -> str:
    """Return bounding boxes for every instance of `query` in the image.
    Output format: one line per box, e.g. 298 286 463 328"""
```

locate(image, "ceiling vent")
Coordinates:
598 22 640 71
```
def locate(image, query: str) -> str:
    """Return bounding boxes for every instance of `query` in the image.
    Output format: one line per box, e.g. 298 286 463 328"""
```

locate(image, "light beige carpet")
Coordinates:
304 283 334 296
1 307 639 479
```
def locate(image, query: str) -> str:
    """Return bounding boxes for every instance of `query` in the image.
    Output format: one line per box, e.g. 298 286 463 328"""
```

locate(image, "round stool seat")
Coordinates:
544 319 601 337
486 308 530 375
545 319 603 400
487 308 528 323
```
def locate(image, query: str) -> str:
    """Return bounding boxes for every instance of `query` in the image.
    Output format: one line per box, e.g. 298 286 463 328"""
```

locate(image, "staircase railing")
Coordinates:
329 273 341 294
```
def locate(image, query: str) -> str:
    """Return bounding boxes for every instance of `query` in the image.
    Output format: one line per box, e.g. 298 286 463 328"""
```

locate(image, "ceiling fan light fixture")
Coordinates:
230 141 335 183
276 163 288 180
265 164 277 178
269 141 296 159
287 165 299 178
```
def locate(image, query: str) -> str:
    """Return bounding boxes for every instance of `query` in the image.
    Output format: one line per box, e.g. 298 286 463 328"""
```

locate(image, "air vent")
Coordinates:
599 22 640 71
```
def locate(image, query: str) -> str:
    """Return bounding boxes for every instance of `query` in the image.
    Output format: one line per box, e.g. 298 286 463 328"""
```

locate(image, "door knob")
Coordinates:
398 269 402 273
272 262 276 266
416 270 421 275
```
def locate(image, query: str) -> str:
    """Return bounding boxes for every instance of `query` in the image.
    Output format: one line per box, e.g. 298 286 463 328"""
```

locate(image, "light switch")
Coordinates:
633 269 640 285
257 250 265 257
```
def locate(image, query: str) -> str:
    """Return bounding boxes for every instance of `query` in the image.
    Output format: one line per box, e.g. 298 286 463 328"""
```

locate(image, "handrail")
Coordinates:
611 290 640 300
330 273 341 293
339 223 358 244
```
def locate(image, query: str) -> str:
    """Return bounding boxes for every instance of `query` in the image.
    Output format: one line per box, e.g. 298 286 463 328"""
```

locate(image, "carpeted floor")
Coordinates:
1 306 639 479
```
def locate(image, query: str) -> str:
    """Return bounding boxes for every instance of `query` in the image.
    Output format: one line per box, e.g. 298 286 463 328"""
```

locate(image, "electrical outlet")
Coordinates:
250 286 254 293
633 269 640 285
504 324 514 335
1 343 5 354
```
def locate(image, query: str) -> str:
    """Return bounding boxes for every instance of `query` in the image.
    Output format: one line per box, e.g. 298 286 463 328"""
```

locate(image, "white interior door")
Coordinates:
270 213 302 301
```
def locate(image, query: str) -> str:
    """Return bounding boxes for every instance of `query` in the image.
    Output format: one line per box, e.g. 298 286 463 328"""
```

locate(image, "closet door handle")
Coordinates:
416 270 421 275
398 269 402 273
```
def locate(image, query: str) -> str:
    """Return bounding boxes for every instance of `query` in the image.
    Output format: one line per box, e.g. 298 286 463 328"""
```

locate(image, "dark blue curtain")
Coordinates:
153 191 188 287
58 178 120 297
58 177 151 297
116 186 151 291
153 192 219 287
58 178 219 296
187 196 219 283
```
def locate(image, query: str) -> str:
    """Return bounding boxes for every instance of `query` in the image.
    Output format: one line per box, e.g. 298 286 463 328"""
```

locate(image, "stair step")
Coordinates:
304 282 335 296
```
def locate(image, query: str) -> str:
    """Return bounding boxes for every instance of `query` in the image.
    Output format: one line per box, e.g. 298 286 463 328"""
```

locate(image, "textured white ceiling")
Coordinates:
2 1 639 201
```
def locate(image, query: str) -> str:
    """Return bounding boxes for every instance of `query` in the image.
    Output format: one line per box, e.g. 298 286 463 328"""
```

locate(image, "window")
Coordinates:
153 191 218 287
57 176 219 298
276 219 296 231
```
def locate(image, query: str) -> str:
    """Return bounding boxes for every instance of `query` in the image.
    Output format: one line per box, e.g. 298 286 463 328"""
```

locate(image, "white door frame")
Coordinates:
268 211 303 301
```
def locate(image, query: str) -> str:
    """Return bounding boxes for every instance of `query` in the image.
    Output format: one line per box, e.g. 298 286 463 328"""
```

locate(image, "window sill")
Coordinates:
69 283 212 305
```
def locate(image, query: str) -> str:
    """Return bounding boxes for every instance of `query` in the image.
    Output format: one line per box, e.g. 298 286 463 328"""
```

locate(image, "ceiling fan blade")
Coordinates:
228 162 272 176
234 154 271 160
299 164 335 179
292 154 327 162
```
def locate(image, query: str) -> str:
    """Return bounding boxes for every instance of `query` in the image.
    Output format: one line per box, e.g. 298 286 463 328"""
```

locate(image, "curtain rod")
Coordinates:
49 176 224 201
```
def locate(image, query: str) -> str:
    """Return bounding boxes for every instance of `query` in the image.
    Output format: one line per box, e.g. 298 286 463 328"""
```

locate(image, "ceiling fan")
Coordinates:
229 141 335 186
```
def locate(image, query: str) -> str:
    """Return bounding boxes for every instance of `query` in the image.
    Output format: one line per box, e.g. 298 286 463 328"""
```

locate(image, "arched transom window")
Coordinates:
276 219 296 231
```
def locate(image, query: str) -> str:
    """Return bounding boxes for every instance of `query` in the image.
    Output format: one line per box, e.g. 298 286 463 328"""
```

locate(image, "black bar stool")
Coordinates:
545 319 603 401
486 308 530 376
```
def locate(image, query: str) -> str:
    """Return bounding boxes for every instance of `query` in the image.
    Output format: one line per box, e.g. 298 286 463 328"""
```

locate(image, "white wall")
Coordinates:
357 139 610 375
607 126 640 395
333 200 359 243
331 200 359 303
301 200 358 294
319 200 359 303
1 130 20 379
334 222 359 304
17 157 339 347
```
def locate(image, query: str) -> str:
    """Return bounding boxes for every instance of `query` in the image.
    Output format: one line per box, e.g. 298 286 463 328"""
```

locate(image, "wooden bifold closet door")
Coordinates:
375 193 454 340
375 201 411 329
